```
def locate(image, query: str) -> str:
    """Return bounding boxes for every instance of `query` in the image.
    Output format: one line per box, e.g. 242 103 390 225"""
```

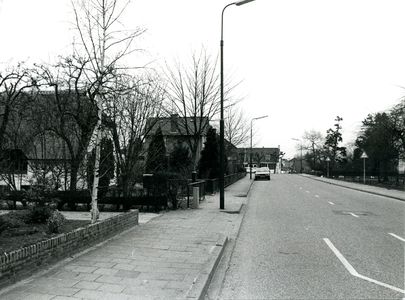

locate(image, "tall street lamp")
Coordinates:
220 0 255 210
292 138 302 173
250 115 268 179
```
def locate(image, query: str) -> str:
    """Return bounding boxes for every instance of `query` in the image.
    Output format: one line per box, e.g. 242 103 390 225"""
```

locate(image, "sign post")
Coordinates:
360 152 368 184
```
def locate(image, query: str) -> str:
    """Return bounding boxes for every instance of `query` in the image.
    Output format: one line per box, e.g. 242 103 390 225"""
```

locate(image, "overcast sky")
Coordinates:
1 0 404 159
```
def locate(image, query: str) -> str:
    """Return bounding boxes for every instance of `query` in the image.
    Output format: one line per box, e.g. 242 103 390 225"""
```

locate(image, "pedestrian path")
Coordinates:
0 176 253 300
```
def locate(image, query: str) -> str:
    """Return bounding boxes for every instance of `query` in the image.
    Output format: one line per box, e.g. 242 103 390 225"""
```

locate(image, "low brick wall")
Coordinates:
0 209 139 288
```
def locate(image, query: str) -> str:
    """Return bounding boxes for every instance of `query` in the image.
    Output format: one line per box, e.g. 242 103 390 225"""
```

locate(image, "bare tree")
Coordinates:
71 0 145 223
105 73 165 197
302 129 324 170
0 62 37 148
164 48 241 168
224 105 250 148
33 56 98 193
164 49 219 167
0 63 39 190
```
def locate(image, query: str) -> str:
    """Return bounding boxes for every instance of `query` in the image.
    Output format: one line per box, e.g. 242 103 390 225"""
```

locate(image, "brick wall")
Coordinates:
0 209 139 288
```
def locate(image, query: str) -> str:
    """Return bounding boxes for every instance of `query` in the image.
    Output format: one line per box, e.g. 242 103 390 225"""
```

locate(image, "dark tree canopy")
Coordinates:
324 116 347 170
356 112 399 181
198 126 220 179
168 142 193 174
145 127 167 173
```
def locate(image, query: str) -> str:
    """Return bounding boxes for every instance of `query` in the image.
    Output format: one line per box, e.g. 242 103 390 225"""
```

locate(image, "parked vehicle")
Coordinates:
254 167 271 180
245 167 256 174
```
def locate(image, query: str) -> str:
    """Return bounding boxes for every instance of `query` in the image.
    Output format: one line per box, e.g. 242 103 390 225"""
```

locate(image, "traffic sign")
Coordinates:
360 152 368 159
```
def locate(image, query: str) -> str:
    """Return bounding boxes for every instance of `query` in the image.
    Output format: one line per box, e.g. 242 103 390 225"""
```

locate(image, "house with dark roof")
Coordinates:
145 114 210 168
0 89 96 191
144 114 240 175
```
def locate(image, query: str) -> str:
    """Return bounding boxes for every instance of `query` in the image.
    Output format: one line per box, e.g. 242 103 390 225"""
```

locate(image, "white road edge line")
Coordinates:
349 212 359 218
389 233 405 242
323 238 405 294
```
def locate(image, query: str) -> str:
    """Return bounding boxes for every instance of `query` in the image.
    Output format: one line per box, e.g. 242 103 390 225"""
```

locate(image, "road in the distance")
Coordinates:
217 174 404 299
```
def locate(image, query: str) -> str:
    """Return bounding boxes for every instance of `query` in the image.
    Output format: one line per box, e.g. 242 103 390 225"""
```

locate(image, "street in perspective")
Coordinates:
1 0 405 299
207 174 404 299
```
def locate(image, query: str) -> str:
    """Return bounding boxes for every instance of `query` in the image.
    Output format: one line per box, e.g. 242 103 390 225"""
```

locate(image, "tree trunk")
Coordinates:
90 102 102 223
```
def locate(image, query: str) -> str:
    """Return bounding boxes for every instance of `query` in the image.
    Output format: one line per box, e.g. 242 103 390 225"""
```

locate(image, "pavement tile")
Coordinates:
117 277 142 286
146 286 178 298
93 261 117 268
175 267 200 276
115 269 141 279
0 291 28 300
137 272 165 281
95 275 123 284
20 293 55 300
26 285 80 297
121 285 151 296
166 279 195 290
98 292 131 300
52 296 82 300
73 280 103 290
70 266 99 273
92 267 120 276
72 272 101 281
113 263 136 271
110 258 133 264
50 271 79 280
26 277 59 286
50 278 81 288
97 282 126 293
73 289 105 299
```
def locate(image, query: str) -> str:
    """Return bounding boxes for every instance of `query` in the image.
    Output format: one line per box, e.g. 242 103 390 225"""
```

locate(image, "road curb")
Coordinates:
186 236 228 300
303 175 404 201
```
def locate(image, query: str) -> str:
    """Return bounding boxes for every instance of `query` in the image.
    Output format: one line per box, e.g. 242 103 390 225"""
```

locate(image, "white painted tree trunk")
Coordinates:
91 101 102 223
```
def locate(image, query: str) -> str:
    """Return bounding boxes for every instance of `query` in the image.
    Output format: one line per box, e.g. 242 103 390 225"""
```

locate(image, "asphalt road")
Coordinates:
216 174 405 299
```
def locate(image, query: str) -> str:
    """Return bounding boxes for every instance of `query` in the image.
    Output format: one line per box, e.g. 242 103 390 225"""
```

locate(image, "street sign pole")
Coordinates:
360 152 368 184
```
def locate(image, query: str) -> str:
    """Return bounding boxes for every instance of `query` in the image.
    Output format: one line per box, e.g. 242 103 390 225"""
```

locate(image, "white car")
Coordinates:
254 167 271 180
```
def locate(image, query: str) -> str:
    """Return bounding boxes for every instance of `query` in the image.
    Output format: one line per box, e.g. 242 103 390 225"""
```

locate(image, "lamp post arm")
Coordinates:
221 3 236 41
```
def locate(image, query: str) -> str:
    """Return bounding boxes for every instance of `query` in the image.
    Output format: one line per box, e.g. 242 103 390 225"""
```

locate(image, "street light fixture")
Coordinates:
220 0 255 210
292 138 302 174
250 115 268 179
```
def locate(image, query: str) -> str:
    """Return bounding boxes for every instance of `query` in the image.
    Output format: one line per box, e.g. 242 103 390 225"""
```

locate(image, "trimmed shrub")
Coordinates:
27 206 53 223
0 211 30 234
47 210 66 233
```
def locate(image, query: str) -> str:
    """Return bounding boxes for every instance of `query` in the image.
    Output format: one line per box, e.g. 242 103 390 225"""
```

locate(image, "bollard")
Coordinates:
192 187 199 209
192 171 197 183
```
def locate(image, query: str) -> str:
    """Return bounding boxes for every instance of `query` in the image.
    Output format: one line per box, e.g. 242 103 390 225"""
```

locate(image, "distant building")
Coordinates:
238 147 281 173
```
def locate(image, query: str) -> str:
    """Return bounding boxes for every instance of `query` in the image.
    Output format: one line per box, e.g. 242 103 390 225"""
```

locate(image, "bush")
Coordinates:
0 211 30 234
27 206 53 223
47 210 66 233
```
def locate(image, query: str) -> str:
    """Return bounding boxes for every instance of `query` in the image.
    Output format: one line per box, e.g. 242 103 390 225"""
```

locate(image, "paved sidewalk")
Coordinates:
301 174 404 201
0 176 253 300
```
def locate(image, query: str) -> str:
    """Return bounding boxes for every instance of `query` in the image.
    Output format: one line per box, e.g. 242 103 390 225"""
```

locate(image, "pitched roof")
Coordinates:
146 115 210 137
